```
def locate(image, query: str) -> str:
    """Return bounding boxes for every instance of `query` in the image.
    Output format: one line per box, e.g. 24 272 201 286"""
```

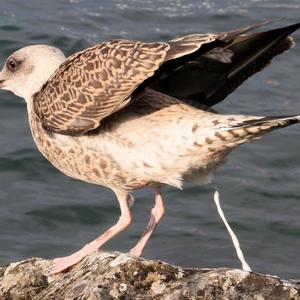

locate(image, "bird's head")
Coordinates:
0 45 66 101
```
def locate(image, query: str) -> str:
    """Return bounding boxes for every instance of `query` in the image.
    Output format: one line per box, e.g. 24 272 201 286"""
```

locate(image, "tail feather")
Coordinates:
212 115 300 149
230 115 300 130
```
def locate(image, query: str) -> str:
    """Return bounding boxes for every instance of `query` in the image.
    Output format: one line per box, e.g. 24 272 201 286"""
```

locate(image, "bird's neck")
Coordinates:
25 82 45 101
25 95 46 146
26 99 38 125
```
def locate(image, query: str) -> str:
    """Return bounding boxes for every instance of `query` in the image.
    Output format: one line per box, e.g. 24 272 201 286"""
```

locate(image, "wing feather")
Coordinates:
33 36 217 134
34 21 285 135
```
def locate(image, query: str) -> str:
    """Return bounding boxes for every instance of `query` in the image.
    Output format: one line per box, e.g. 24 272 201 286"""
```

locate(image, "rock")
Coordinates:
0 251 299 299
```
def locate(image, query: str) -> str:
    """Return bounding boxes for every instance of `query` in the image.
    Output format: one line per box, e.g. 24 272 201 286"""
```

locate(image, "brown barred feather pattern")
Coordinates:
33 35 218 134
33 20 297 135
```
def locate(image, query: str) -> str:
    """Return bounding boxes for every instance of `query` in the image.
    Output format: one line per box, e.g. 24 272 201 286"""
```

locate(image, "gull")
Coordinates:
0 21 299 274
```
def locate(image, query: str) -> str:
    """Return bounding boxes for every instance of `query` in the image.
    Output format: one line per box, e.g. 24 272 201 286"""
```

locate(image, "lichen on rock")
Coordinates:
0 251 299 299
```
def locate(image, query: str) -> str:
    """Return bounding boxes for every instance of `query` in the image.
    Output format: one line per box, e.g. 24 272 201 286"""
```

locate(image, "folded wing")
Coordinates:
33 35 217 134
33 21 299 135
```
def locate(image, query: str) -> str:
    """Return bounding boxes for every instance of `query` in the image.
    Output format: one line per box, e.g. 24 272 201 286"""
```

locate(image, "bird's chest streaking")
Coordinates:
26 96 232 191
27 111 144 190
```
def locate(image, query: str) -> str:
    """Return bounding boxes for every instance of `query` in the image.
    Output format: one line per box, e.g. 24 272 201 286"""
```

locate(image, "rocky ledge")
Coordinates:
0 251 299 299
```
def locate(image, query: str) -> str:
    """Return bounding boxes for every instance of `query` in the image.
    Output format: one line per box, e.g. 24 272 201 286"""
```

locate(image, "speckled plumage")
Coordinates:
33 35 218 134
0 21 299 273
28 87 299 193
32 20 288 135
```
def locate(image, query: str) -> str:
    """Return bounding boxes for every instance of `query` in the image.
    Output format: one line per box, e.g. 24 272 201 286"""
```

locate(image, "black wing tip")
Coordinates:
280 22 300 34
218 19 300 42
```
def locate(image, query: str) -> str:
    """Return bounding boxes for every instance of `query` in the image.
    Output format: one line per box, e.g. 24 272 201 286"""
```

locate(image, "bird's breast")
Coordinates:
27 105 230 191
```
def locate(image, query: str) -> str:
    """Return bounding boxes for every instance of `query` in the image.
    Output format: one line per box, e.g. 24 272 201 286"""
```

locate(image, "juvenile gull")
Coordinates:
0 21 299 273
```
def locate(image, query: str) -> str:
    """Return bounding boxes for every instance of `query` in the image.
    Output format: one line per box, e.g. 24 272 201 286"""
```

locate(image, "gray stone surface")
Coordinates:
0 252 299 299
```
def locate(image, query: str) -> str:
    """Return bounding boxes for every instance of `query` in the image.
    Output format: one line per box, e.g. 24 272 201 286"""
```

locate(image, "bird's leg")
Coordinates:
52 191 132 274
130 188 165 257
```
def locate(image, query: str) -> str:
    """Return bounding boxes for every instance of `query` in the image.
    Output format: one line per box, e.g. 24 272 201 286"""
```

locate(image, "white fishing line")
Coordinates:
213 189 252 272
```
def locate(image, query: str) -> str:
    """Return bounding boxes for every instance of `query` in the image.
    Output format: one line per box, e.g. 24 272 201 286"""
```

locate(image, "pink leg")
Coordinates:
52 191 132 274
130 188 165 257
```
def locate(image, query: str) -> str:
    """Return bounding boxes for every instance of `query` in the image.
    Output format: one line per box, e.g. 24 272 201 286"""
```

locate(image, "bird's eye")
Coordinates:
7 59 17 71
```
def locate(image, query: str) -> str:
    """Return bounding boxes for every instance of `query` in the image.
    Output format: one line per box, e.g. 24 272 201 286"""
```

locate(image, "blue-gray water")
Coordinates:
0 0 299 279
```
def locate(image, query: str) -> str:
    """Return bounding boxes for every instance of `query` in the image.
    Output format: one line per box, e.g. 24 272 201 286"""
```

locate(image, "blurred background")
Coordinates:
0 0 299 279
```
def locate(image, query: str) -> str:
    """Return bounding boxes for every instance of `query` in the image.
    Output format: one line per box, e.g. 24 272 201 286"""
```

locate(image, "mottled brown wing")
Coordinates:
33 36 217 134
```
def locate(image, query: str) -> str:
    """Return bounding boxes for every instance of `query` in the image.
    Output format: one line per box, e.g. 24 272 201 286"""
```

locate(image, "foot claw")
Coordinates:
51 247 99 274
51 257 77 274
129 248 142 257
